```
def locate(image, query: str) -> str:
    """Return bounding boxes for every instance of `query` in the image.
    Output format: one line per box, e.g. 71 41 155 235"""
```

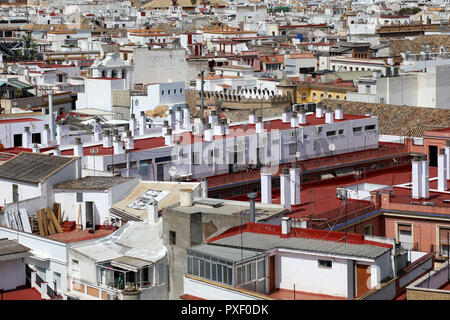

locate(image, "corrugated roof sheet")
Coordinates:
0 80 33 90
210 233 390 259
0 238 31 256
189 244 263 263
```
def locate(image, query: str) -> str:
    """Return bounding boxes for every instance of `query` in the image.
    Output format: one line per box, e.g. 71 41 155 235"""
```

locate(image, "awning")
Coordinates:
110 256 150 272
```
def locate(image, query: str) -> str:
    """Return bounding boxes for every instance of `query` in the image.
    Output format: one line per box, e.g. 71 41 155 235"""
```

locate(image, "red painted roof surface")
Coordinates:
207 222 393 249
0 118 41 124
46 228 114 243
180 294 206 300
1 287 43 300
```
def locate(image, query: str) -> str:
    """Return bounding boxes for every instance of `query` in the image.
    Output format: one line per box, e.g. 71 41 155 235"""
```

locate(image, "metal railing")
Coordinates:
47 283 58 299
35 274 44 287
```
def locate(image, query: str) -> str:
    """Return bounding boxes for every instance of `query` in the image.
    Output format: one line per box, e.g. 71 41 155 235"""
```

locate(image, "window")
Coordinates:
353 126 362 132
168 90 171 95
338 129 344 135
76 192 83 203
326 130 336 137
439 227 450 257
318 260 332 268
72 259 79 272
303 135 308 139
336 95 340 100
169 231 176 245
161 90 164 96
365 124 376 131
363 224 373 236
193 152 200 165
397 224 413 250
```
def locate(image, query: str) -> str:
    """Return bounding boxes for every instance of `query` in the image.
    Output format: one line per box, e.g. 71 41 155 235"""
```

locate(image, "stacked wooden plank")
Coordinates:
36 204 64 236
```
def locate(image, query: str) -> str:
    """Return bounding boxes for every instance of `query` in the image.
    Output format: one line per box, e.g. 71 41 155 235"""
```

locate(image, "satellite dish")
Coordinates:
169 167 177 177
328 143 336 152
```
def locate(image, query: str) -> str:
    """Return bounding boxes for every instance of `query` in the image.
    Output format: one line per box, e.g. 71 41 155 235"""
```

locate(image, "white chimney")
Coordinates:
298 109 306 125
103 129 113 148
290 112 298 128
421 154 429 199
22 127 32 148
73 137 83 157
42 124 51 147
256 117 264 134
129 114 137 136
125 131 134 150
93 118 102 141
260 169 272 204
168 110 175 130
316 103 323 118
290 163 301 205
113 136 124 154
325 107 334 124
138 111 147 136
437 149 448 191
165 128 174 145
183 106 191 130
209 110 218 127
281 217 292 235
214 119 225 136
280 167 291 209
53 146 61 156
248 109 257 124
445 141 450 180
412 156 422 200
48 91 56 144
203 124 213 141
147 201 159 224
335 104 343 120
193 118 204 135
180 189 193 207
282 107 291 123
32 143 40 153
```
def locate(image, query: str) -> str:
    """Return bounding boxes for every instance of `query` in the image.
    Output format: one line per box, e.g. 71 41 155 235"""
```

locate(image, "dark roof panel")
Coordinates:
53 176 135 190
0 152 75 183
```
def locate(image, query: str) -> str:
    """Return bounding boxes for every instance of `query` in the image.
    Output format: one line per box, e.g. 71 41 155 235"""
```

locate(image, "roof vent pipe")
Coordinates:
298 108 306 125
139 111 147 136
147 201 159 224
247 192 257 223
290 163 301 205
437 149 448 191
280 167 291 209
260 168 272 204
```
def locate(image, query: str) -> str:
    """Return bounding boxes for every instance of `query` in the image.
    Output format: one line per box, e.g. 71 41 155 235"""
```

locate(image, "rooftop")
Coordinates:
0 152 75 184
53 176 136 191
46 229 115 243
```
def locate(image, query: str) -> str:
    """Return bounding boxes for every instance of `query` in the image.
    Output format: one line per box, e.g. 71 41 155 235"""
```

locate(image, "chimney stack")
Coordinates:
412 155 422 200
113 135 124 154
53 146 61 156
165 128 174 145
103 129 113 148
298 106 306 125
22 127 32 148
421 154 429 199
180 189 193 207
203 123 213 141
280 167 291 209
325 107 334 124
256 117 264 134
209 110 218 127
129 113 137 136
147 201 159 224
281 217 292 235
248 109 256 124
260 168 272 204
335 104 343 120
168 109 175 130
138 111 147 136
316 102 323 118
183 106 191 130
282 107 291 123
437 149 448 191
42 124 51 147
247 192 257 223
125 131 134 150
214 118 226 136
32 143 40 153
445 140 450 180
290 163 301 206
73 137 83 157
93 118 102 141
289 110 297 127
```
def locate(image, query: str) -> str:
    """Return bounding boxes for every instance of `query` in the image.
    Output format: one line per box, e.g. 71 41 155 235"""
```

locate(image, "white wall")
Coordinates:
0 258 26 291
